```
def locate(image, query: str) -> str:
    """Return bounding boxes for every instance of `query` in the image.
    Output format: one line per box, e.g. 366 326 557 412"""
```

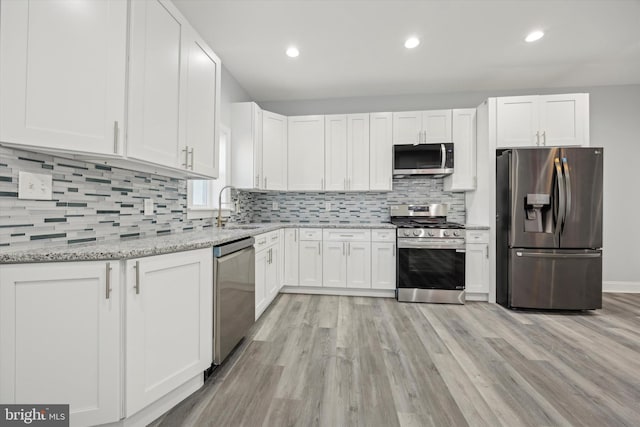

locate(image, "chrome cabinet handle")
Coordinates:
536 131 540 146
182 147 189 168
134 261 140 294
105 262 112 299
189 147 194 170
318 242 321 255
113 121 119 153
294 229 297 242
342 242 345 256
486 244 489 259
542 131 546 146
393 244 396 257
348 242 351 256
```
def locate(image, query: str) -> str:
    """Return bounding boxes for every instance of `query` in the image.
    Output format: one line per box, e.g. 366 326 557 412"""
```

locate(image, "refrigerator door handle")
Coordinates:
515 251 601 259
554 158 566 241
562 157 572 226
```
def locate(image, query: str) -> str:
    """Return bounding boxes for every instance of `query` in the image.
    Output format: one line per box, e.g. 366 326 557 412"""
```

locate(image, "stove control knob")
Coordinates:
443 231 450 237
427 231 434 237
413 230 421 237
453 231 460 237
403 230 411 237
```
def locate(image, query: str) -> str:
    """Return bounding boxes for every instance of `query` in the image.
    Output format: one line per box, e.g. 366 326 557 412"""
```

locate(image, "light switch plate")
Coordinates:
272 201 279 210
325 201 331 212
144 199 154 216
18 171 52 200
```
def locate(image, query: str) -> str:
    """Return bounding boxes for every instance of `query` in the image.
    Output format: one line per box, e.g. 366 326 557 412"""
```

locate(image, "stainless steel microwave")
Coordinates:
393 143 454 177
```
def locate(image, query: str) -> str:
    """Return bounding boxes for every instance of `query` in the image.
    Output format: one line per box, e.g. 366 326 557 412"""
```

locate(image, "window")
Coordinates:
187 125 232 219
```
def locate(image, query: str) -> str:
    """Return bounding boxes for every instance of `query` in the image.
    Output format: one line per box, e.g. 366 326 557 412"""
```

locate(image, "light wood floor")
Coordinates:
151 293 640 427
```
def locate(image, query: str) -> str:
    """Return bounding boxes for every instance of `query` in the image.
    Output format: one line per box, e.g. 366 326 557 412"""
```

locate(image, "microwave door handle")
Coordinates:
440 144 446 169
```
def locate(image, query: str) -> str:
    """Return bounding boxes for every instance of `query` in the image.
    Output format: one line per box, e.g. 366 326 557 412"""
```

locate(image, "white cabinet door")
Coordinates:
128 0 185 168
347 114 370 191
539 94 588 147
322 241 347 287
324 115 348 191
422 110 452 143
369 112 393 191
184 30 220 178
496 96 540 148
231 102 263 189
0 0 127 155
392 111 422 144
371 242 396 290
283 229 299 286
288 115 325 191
299 241 323 287
444 108 477 192
262 111 288 190
266 246 280 302
255 248 268 319
0 262 120 426
465 243 490 294
125 248 212 417
346 241 371 289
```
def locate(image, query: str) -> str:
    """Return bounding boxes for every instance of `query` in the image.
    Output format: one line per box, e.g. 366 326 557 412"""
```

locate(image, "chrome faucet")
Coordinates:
217 185 236 228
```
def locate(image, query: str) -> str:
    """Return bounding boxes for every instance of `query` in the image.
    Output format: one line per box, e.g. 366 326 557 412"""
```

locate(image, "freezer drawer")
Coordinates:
509 248 602 310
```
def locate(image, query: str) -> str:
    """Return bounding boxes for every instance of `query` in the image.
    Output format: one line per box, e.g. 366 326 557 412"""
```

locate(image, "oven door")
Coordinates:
397 239 465 291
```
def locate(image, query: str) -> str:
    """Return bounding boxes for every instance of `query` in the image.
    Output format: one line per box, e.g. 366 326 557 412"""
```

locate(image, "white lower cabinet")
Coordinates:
298 229 323 287
255 247 269 319
322 229 371 288
465 230 490 298
0 261 121 427
371 242 396 290
283 228 299 286
254 231 280 320
125 248 212 417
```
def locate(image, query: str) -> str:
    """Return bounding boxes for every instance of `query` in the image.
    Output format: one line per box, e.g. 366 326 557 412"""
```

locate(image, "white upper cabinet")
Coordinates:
288 115 325 191
393 110 452 144
231 102 263 189
496 94 589 148
347 114 370 191
324 115 348 191
262 111 288 191
128 0 184 169
183 29 221 177
369 112 393 191
444 108 477 192
324 114 370 191
0 0 127 155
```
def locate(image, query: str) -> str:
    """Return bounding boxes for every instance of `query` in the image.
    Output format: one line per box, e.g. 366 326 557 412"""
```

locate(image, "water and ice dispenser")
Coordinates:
524 193 551 233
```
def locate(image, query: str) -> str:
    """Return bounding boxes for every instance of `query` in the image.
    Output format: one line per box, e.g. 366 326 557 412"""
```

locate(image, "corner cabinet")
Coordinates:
128 0 220 178
496 93 589 148
288 115 325 191
125 248 212 416
0 261 121 427
444 108 477 192
0 0 127 155
231 102 263 189
262 111 288 190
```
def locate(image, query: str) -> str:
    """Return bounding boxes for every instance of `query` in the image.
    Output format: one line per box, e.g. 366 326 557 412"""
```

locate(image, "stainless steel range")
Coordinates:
391 204 466 304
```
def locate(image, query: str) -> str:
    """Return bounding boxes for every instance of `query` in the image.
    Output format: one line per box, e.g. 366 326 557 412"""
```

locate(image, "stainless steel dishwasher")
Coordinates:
213 237 255 365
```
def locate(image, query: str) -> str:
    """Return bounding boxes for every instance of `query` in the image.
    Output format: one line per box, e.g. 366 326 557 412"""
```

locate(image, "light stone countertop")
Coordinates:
0 222 395 264
464 224 491 230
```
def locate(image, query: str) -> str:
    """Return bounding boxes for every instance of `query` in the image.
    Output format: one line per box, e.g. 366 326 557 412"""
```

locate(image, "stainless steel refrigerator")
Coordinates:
496 147 603 310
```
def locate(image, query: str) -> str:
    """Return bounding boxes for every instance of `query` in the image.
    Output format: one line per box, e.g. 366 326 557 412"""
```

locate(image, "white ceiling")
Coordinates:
172 0 640 102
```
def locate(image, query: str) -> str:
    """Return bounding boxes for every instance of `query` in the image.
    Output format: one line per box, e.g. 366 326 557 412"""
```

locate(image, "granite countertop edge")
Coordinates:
0 222 396 264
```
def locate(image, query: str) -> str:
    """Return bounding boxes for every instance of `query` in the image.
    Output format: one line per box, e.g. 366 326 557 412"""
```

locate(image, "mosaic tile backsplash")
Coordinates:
232 177 466 224
0 146 214 252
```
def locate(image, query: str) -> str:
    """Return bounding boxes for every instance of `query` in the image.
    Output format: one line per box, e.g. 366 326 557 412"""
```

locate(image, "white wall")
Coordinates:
259 84 640 287
220 65 252 127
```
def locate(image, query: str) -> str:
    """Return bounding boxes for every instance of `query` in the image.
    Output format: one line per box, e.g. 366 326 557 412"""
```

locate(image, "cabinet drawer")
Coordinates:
466 230 489 244
299 228 322 241
255 230 279 249
323 229 371 242
371 229 396 242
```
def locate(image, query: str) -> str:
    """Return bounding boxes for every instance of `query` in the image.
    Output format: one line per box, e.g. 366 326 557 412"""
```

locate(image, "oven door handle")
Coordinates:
397 240 465 250
455 249 466 253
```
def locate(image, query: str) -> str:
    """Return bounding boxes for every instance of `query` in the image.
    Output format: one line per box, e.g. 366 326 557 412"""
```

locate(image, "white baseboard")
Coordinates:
603 281 640 293
465 292 489 302
280 286 395 298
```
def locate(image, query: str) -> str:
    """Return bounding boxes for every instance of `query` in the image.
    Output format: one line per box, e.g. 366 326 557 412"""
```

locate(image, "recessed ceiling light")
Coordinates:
525 30 544 43
404 37 420 49
286 46 299 58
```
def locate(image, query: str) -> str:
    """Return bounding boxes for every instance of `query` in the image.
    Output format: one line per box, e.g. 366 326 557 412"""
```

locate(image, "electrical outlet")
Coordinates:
272 201 279 210
18 171 52 200
325 201 331 212
144 199 154 216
